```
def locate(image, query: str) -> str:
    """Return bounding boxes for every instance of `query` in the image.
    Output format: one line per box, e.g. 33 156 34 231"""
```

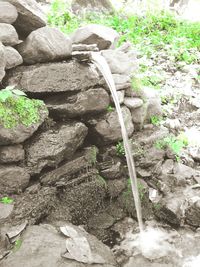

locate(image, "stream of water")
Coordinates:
91 52 144 232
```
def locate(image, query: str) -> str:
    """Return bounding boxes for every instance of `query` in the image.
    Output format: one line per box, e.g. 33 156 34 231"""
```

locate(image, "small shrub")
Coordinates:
116 141 125 156
0 196 14 204
107 105 115 112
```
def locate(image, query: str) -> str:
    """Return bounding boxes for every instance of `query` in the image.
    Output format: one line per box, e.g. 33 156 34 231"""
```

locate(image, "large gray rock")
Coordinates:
5 61 102 94
71 24 119 50
72 0 113 13
0 145 25 163
0 107 48 145
46 88 110 119
17 26 72 64
0 42 6 82
0 23 20 46
1 224 116 267
0 166 30 193
89 106 134 145
0 203 14 220
26 122 88 174
101 49 137 75
0 2 18 24
4 46 23 69
124 97 143 109
1 0 46 37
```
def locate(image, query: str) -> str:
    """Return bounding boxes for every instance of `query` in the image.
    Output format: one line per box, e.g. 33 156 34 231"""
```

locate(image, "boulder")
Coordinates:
17 27 72 64
124 97 143 109
112 74 131 90
0 2 18 24
5 61 102 94
71 0 114 13
89 106 134 145
0 107 48 145
0 42 6 82
4 46 23 69
0 166 30 194
101 49 137 75
71 24 119 50
46 88 110 119
0 23 20 46
185 199 200 226
1 0 46 37
26 122 88 174
0 145 24 163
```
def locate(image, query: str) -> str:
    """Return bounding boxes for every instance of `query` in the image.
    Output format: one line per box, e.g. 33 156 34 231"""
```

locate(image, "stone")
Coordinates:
89 106 134 145
26 122 88 174
101 49 137 75
0 145 24 163
71 0 114 13
5 61 102 94
4 46 23 70
1 224 116 267
17 27 72 64
99 161 122 180
46 88 110 119
185 199 200 226
0 2 18 24
0 107 48 145
124 97 143 109
140 147 165 168
0 42 6 82
162 159 174 175
112 74 131 90
2 0 46 37
107 179 126 198
173 162 195 186
0 203 14 220
0 23 20 46
72 43 99 51
131 104 147 129
71 24 119 50
0 166 30 194
88 212 115 230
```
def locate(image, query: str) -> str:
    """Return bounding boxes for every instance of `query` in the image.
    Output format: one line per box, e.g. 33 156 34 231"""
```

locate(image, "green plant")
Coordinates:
116 141 125 156
13 239 22 252
150 115 163 126
0 86 47 128
131 77 142 92
0 196 14 204
107 105 115 112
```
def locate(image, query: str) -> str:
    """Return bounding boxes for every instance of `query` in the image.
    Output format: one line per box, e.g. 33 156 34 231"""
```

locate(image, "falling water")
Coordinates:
91 52 144 232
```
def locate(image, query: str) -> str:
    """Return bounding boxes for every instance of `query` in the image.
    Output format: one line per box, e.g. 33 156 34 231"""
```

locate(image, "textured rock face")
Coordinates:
71 24 119 50
0 2 18 24
4 46 23 69
5 61 101 94
0 23 20 46
46 88 110 119
2 0 46 37
0 108 48 145
26 122 88 174
90 106 134 145
17 27 72 64
0 166 30 193
0 42 6 82
0 145 24 163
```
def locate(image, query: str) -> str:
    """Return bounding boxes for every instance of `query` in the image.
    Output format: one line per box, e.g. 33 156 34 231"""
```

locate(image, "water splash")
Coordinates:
183 255 200 267
91 52 143 232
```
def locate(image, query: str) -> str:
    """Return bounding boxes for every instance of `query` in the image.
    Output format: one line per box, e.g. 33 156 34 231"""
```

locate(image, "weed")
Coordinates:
150 115 163 126
107 105 115 112
13 239 22 252
131 77 142 92
0 196 14 204
116 141 125 156
0 87 47 128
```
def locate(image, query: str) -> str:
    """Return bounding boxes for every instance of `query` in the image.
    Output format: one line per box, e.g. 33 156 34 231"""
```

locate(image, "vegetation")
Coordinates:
0 196 14 204
123 178 145 201
150 115 163 126
116 141 125 156
0 87 47 129
107 105 115 112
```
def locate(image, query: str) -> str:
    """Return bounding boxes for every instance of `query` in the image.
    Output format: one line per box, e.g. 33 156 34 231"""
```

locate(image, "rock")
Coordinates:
26 122 88 174
0 145 24 163
112 74 131 90
101 49 137 75
173 162 195 186
2 0 46 37
0 166 30 194
0 42 6 82
0 107 48 145
71 24 119 50
71 0 114 13
0 203 14 220
140 147 165 168
0 2 18 24
124 97 143 109
162 159 174 175
99 161 122 180
17 27 72 64
0 23 20 46
189 147 200 162
107 179 126 198
185 199 200 226
40 146 98 185
88 212 115 230
131 104 147 130
72 43 99 51
1 224 116 267
46 88 110 119
89 106 134 145
5 61 102 94
4 46 23 70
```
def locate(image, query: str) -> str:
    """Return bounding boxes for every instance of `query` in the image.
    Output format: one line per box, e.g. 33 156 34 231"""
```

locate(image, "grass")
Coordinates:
48 1 200 65
0 196 14 204
0 87 47 129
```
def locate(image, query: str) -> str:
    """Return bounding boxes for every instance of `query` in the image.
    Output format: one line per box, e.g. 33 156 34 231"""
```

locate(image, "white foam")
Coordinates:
183 255 200 267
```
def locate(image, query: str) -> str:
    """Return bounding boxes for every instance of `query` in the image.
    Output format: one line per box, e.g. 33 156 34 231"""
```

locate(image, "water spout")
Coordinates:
91 52 144 232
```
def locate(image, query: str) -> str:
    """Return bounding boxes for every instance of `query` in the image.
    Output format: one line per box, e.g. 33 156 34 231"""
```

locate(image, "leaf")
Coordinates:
12 89 27 96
